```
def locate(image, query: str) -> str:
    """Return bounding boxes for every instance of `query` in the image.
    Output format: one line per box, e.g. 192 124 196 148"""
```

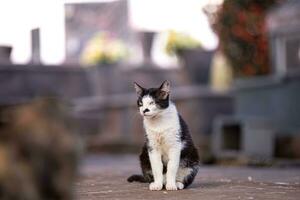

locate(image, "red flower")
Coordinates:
215 0 284 77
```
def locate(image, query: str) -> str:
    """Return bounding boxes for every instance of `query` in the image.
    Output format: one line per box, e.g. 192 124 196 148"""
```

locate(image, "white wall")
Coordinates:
129 0 222 50
0 0 65 65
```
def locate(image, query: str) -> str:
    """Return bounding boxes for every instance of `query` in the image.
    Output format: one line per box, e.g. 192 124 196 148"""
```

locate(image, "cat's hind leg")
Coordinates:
176 182 184 190
176 166 199 189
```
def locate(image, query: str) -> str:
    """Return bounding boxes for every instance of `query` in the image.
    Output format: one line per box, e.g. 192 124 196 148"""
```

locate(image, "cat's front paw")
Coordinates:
166 182 178 191
149 182 163 191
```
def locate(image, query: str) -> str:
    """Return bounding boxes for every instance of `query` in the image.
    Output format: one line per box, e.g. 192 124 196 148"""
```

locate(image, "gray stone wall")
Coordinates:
0 64 233 158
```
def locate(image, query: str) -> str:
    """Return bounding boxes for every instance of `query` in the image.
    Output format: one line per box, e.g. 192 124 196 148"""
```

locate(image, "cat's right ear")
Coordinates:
134 82 144 97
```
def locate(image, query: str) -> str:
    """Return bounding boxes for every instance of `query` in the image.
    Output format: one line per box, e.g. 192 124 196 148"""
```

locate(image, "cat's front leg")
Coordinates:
166 148 181 190
148 150 163 190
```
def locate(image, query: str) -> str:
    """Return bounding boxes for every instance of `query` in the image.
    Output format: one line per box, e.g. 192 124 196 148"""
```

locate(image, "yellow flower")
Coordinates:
165 30 201 56
80 32 128 66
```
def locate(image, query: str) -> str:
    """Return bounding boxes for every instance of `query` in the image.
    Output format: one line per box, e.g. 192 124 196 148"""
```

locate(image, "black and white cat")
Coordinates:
127 80 199 191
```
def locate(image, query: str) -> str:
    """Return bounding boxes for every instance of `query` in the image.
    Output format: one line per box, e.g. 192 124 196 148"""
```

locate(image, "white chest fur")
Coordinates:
143 103 182 161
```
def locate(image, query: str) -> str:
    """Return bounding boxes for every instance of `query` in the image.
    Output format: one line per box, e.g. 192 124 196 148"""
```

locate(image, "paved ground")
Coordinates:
75 154 300 200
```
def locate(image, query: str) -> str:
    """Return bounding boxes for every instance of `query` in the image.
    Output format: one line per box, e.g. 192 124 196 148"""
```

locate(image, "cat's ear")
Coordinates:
158 80 170 99
134 82 144 97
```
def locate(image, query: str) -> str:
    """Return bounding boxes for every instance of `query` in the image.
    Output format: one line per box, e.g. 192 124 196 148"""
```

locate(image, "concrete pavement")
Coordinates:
75 154 300 200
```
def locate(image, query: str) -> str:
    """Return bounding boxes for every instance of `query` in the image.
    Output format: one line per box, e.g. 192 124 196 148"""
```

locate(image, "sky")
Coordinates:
0 0 222 65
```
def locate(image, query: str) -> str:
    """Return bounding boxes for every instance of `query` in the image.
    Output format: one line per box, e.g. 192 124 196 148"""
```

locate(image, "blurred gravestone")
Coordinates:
65 0 134 64
31 28 41 64
267 0 300 75
0 45 12 64
213 0 300 161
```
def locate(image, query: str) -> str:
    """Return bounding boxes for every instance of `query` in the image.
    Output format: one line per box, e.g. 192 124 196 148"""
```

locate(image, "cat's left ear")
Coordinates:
158 80 170 99
134 82 144 97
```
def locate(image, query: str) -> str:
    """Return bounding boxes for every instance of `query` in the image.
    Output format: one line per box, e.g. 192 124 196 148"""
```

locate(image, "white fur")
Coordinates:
142 97 183 191
176 182 184 190
139 95 159 117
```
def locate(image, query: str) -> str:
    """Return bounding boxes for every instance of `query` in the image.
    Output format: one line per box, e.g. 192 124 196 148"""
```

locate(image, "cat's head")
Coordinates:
134 80 171 118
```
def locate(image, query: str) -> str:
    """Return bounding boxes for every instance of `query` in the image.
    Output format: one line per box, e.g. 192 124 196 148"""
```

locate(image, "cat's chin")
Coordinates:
143 114 158 119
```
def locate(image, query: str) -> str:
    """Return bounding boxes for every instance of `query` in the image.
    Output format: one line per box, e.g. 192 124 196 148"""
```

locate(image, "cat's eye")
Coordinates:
138 101 143 107
149 102 154 105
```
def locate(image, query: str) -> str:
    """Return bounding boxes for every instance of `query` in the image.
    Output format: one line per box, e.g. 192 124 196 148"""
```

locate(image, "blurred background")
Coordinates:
0 0 300 198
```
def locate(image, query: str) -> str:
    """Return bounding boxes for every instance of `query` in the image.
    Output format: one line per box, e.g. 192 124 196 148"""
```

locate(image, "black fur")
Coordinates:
135 81 170 109
127 175 147 183
178 115 199 187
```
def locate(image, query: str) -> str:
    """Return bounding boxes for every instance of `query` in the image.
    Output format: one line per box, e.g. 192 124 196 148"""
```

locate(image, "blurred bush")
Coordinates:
214 0 284 77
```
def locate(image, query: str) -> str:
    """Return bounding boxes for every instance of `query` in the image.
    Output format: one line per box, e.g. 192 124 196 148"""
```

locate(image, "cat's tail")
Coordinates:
127 174 147 183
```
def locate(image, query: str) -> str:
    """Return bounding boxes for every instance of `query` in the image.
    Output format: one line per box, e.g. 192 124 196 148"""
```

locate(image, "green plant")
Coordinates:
215 0 284 77
165 31 201 56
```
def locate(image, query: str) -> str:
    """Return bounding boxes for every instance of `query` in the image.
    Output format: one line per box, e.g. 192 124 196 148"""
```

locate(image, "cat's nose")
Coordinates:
143 108 150 114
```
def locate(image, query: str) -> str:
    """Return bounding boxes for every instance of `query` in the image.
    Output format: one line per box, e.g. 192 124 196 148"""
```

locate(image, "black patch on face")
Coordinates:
136 87 169 109
137 98 143 107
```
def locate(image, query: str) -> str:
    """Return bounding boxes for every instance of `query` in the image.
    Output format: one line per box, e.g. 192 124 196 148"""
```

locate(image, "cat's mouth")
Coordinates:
143 113 158 119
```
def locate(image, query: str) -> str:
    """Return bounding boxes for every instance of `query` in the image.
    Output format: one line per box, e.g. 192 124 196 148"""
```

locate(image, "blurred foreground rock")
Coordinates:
0 98 82 200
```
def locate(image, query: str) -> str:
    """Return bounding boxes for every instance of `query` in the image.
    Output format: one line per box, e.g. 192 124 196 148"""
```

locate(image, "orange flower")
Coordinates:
243 64 256 76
